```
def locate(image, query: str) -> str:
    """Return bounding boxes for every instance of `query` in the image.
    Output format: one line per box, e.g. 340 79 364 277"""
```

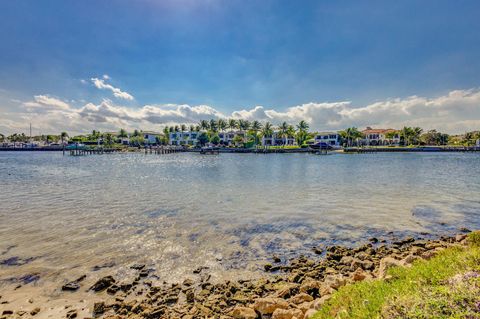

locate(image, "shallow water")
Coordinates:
0 151 479 289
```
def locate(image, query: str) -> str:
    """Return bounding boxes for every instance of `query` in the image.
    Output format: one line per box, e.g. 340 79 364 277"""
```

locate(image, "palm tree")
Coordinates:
217 119 227 132
0 133 4 143
174 125 180 132
181 124 187 133
278 121 289 147
339 127 363 147
60 132 69 145
251 120 262 146
261 122 274 146
133 129 140 137
199 120 210 131
195 125 201 132
189 124 195 132
209 119 218 132
238 119 251 145
168 126 174 133
296 120 310 146
163 126 170 145
228 119 238 132
118 129 127 138
400 126 414 146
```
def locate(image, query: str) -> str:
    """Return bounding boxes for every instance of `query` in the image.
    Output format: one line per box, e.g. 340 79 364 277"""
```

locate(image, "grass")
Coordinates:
313 231 480 319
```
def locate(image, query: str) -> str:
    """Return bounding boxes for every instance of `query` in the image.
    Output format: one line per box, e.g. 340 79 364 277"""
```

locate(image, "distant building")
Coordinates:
143 131 162 144
362 127 400 146
169 131 199 146
261 132 295 146
314 132 341 147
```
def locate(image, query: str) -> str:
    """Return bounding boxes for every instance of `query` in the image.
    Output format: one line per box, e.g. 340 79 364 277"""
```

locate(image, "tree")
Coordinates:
181 124 187 132
233 134 244 147
217 119 227 132
0 133 4 143
261 122 274 146
133 129 140 137
339 127 363 147
238 120 251 145
200 120 210 131
296 120 310 146
174 125 180 132
60 132 69 145
278 121 289 146
209 119 218 133
251 120 262 146
197 132 209 146
163 127 170 145
118 129 127 138
400 127 423 146
228 119 238 132
189 124 195 132
210 134 220 145
103 133 114 147
420 130 449 145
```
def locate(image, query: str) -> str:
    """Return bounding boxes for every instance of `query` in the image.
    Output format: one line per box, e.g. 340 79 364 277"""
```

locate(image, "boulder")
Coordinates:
288 293 313 304
252 297 289 315
89 276 115 292
230 306 257 319
271 308 303 319
351 268 369 282
312 295 331 310
304 309 317 319
377 257 403 278
323 274 346 289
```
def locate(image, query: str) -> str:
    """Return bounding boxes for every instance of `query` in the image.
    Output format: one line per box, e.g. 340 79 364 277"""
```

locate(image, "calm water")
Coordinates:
1 151 479 288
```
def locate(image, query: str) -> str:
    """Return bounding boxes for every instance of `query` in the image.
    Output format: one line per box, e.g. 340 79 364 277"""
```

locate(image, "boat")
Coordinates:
200 146 220 155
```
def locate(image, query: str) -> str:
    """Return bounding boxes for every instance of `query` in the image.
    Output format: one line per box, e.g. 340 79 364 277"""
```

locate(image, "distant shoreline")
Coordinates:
1 146 480 153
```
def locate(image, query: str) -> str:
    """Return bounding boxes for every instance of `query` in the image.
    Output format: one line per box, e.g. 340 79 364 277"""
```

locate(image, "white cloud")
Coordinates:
91 77 134 100
23 95 70 110
1 88 480 135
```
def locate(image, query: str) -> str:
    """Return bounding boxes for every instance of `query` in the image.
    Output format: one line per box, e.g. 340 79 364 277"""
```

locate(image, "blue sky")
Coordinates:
1 0 480 134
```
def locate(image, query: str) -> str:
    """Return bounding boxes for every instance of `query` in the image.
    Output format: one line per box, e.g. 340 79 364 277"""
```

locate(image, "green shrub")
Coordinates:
468 230 480 247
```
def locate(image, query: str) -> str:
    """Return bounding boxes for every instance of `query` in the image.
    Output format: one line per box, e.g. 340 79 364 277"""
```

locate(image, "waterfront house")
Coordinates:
143 131 162 144
261 132 296 146
314 132 341 147
361 127 400 146
169 131 199 146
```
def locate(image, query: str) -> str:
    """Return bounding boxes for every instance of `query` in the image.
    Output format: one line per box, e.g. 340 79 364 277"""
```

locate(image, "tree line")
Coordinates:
1 122 479 147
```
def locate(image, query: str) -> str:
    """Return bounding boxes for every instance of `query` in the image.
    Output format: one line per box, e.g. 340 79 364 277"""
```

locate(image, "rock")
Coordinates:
455 234 467 242
93 302 105 316
185 290 195 303
289 293 313 304
62 281 80 291
89 276 116 292
130 263 146 270
351 268 369 282
369 237 379 243
377 257 403 278
66 309 77 319
264 263 273 271
304 309 317 319
312 295 331 310
30 307 40 316
230 306 257 319
273 255 281 263
312 247 323 255
2 310 13 315
420 250 437 260
323 274 346 289
271 308 303 319
299 278 320 295
252 297 289 315
182 278 194 287
402 254 418 265
297 301 313 313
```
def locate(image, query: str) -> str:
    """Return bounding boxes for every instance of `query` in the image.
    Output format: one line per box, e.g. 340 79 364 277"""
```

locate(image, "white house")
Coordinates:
261 132 296 146
361 127 400 146
169 131 199 146
314 132 341 147
143 131 162 144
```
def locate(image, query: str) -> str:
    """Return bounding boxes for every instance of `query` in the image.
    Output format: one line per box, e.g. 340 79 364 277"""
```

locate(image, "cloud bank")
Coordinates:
1 89 479 135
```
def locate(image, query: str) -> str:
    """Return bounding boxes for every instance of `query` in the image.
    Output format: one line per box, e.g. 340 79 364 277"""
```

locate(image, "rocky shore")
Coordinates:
0 232 472 319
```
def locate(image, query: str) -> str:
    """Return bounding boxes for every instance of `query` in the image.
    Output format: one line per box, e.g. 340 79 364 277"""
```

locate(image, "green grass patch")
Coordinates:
313 232 480 319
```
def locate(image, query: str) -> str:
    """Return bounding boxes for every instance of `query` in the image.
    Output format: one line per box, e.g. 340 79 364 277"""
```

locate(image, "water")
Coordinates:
0 151 479 289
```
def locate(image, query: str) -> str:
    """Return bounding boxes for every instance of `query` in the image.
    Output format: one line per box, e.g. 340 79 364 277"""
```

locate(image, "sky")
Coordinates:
0 0 479 135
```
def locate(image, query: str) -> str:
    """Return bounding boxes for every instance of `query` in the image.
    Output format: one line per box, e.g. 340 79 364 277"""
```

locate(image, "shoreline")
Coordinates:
1 146 480 153
0 230 473 319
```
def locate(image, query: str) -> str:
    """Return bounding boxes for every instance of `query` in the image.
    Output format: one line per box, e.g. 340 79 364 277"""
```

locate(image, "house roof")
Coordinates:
362 128 398 134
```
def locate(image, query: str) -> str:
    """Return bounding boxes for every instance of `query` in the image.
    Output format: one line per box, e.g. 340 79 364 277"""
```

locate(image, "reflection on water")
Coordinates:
0 151 479 287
